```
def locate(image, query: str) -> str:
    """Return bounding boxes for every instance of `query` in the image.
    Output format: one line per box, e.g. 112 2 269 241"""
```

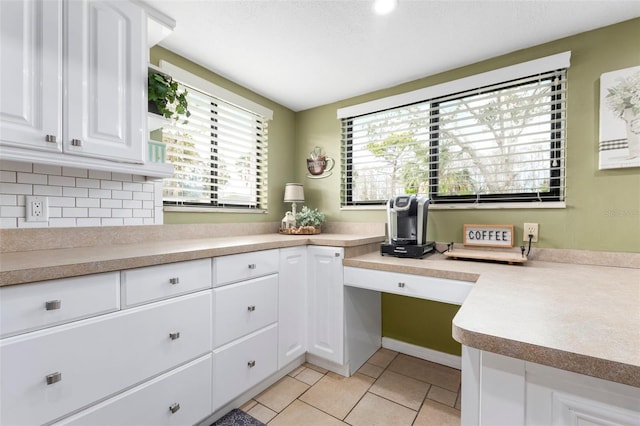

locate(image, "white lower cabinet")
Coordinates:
307 246 345 365
278 247 307 368
54 354 212 426
461 346 640 426
213 324 278 410
0 291 211 426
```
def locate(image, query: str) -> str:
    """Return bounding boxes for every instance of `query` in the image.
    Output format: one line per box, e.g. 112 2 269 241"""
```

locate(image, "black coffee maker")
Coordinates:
381 194 434 258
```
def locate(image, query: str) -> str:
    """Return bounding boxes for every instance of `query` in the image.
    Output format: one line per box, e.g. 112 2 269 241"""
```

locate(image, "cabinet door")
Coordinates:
65 0 145 163
0 0 62 152
307 246 344 365
278 247 307 368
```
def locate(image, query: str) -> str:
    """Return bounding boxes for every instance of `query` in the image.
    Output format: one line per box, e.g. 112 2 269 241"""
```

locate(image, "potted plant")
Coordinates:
295 206 325 234
605 70 640 158
148 71 191 124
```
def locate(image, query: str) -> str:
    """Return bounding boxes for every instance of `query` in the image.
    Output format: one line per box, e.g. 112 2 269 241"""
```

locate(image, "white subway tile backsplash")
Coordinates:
33 164 62 175
101 180 122 190
62 167 88 178
76 178 100 188
101 199 123 209
63 187 88 198
1 162 162 228
34 185 62 196
88 170 111 180
63 207 88 218
112 172 133 182
0 160 32 172
0 171 17 183
0 183 31 195
76 198 100 208
48 175 76 187
17 172 48 185
112 190 133 200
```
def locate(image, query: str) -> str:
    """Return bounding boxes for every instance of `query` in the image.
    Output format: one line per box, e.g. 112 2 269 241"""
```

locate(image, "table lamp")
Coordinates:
283 183 305 217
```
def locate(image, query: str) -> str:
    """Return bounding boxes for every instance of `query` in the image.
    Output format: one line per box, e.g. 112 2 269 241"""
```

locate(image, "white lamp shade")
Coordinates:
284 183 305 203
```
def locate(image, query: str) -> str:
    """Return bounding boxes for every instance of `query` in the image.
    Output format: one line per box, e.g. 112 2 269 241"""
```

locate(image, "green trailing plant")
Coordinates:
295 206 325 228
148 72 191 123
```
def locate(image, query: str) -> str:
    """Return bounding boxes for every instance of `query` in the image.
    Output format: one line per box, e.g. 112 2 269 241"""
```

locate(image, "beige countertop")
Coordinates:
344 251 640 388
0 233 384 286
2 229 638 388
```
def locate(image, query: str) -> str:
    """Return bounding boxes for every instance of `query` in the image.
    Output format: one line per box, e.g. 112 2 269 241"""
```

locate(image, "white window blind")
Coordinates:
156 63 270 210
161 82 269 209
341 68 567 206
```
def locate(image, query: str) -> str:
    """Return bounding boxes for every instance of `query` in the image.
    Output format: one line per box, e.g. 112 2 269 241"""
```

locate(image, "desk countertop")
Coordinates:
343 251 640 388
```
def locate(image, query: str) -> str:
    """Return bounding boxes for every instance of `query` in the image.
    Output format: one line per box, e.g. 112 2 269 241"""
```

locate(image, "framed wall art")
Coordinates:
599 65 640 170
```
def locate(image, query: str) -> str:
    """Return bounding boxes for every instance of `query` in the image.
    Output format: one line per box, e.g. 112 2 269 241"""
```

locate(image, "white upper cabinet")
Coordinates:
0 0 161 173
0 0 63 152
64 0 145 163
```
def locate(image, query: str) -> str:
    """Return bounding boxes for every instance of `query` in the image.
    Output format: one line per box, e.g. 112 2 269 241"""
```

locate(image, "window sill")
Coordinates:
164 206 267 214
341 202 566 211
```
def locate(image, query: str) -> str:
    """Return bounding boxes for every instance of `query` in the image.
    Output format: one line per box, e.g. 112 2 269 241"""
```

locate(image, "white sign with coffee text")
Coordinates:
463 224 514 248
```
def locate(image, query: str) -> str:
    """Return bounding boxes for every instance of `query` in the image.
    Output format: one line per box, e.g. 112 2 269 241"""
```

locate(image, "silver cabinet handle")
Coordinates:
169 277 180 285
248 264 256 269
169 403 180 414
46 372 62 385
335 252 341 257
247 305 256 312
247 360 256 368
169 332 181 340
398 282 405 288
45 300 62 310
45 134 57 143
71 138 82 147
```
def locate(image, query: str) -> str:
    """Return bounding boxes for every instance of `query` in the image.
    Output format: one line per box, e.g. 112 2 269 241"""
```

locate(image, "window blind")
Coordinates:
161 83 269 209
341 69 567 206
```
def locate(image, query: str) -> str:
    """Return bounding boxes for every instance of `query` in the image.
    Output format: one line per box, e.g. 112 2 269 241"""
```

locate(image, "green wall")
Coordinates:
150 47 297 225
295 18 640 253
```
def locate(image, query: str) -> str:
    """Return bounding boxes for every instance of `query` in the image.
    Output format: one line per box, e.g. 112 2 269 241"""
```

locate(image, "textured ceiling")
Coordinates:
143 0 640 112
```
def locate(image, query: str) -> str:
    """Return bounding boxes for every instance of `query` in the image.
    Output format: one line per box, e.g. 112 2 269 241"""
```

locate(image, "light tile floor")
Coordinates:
240 348 461 426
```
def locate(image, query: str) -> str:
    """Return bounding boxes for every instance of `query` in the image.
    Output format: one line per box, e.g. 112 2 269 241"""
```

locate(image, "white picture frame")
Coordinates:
599 65 640 170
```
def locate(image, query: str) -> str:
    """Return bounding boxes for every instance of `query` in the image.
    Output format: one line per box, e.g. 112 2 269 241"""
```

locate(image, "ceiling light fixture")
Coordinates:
373 0 398 15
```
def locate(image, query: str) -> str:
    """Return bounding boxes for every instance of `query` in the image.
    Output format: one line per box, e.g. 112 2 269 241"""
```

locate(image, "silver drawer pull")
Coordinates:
247 305 256 312
248 264 256 269
46 372 62 385
247 360 256 368
45 300 62 311
398 282 405 288
45 134 57 143
335 252 340 257
169 277 180 285
71 138 82 147
169 403 181 414
169 332 181 340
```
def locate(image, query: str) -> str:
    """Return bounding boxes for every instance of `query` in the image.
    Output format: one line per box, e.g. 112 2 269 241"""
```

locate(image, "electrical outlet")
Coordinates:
523 222 539 242
26 196 48 222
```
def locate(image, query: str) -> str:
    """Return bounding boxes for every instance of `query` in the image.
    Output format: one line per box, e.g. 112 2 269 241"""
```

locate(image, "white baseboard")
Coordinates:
382 337 461 370
305 353 351 377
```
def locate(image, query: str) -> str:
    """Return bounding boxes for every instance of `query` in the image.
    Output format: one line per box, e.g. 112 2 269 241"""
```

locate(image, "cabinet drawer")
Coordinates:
55 354 212 426
0 272 120 338
214 249 279 286
213 324 278 410
213 274 278 347
0 291 212 426
343 266 473 305
121 259 211 307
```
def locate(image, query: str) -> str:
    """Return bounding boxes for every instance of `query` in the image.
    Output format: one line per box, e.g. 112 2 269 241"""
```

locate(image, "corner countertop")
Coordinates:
343 251 640 388
0 233 384 287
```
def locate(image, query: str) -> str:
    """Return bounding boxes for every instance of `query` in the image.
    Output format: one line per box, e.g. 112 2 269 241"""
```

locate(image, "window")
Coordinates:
158 62 271 210
339 54 569 207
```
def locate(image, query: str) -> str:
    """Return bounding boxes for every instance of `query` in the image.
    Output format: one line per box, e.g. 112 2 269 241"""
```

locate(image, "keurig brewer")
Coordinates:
381 194 435 258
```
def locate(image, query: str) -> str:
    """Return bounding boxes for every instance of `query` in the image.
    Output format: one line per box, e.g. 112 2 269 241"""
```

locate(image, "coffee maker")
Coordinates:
381 194 435 258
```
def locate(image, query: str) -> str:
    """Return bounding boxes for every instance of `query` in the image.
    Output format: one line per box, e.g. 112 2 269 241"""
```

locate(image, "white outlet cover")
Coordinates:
26 196 48 222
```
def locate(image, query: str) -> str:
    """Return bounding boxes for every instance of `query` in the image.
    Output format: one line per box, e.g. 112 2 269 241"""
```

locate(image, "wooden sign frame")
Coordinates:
463 224 514 248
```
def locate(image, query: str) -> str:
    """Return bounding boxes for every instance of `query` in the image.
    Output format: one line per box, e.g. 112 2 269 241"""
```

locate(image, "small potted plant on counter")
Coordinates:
294 206 325 234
